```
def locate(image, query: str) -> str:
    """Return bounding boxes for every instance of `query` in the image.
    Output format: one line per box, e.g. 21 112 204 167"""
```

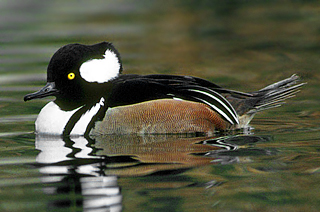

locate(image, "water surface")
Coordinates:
1 1 319 211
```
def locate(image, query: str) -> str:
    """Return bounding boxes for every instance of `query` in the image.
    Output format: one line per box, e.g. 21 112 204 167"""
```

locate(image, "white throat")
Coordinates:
79 49 120 83
35 98 105 135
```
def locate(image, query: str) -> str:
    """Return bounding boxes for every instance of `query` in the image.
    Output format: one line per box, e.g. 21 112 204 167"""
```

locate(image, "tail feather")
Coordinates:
255 93 298 111
235 74 305 128
255 84 304 111
258 74 301 92
253 75 305 111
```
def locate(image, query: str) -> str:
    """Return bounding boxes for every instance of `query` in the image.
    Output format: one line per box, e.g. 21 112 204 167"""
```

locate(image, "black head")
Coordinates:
24 42 122 107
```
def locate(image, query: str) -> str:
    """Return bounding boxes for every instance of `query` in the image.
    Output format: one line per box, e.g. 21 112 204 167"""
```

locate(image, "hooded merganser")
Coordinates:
24 42 305 136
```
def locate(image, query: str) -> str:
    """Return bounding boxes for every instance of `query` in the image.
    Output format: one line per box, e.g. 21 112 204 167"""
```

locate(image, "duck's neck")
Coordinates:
54 98 87 111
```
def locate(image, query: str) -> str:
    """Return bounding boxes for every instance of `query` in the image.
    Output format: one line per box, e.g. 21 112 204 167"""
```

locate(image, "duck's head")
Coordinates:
24 42 122 106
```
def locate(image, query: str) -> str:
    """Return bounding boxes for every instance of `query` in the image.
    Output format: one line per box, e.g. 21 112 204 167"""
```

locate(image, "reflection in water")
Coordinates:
34 133 273 211
197 135 276 165
35 135 122 211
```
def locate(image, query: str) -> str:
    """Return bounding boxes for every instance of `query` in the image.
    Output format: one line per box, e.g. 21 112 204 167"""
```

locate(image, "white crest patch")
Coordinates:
79 49 120 83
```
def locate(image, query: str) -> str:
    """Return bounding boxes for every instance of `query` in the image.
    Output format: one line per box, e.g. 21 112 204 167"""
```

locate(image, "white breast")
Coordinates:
35 98 104 135
35 102 79 135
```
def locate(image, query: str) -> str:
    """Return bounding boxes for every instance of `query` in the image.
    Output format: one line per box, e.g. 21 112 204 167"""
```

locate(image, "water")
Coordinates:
1 1 320 211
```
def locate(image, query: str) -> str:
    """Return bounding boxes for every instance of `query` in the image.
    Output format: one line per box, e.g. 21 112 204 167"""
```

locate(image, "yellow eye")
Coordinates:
68 72 75 80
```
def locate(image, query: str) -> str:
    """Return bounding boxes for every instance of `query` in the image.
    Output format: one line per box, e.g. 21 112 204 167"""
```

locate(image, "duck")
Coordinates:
24 42 305 136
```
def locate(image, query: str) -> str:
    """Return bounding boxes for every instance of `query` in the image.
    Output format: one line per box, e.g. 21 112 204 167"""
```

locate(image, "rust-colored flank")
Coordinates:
91 99 230 135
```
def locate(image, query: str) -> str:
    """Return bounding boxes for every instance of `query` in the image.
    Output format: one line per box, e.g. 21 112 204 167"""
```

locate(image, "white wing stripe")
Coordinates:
193 97 235 125
189 89 239 124
71 97 105 135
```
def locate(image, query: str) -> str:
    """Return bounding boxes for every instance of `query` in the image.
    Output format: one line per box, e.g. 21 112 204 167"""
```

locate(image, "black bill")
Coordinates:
24 82 59 101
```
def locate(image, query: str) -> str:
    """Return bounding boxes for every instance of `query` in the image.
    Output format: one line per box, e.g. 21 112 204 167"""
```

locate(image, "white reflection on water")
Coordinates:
35 135 122 211
36 136 73 164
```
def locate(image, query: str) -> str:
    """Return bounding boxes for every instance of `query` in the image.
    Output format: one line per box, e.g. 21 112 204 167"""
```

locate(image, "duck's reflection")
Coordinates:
92 134 230 176
35 135 122 212
35 133 274 211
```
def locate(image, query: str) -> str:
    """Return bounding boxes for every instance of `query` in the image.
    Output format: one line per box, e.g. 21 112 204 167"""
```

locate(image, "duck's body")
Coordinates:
85 99 228 135
24 42 304 136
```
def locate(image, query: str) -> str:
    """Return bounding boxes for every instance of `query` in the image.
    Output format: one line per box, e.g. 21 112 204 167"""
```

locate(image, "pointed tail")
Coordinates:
253 74 305 112
236 74 306 127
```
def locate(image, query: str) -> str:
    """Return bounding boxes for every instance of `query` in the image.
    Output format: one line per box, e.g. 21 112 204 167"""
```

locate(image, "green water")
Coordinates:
1 1 320 211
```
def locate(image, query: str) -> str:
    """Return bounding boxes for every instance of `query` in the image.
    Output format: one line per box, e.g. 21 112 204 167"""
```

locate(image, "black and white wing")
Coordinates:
108 74 240 125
